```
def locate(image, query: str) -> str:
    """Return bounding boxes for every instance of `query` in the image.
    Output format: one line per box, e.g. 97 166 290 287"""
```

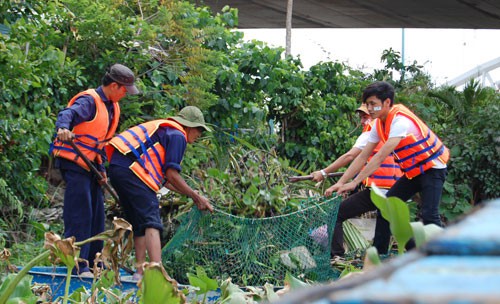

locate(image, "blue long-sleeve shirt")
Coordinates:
55 87 115 172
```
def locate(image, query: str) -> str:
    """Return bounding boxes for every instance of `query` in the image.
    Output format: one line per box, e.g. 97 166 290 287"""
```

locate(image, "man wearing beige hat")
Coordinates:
52 63 139 277
106 106 213 280
310 104 402 257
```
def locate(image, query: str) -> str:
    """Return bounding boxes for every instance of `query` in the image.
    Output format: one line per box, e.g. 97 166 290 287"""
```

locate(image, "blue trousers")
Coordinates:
58 158 104 273
373 168 447 254
108 164 163 237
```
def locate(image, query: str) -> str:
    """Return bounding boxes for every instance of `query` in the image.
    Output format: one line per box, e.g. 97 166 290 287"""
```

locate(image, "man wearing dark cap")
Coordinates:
51 63 139 277
106 106 214 280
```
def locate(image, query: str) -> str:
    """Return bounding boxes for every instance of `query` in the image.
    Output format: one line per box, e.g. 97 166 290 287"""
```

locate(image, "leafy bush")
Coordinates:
180 133 321 217
430 82 500 205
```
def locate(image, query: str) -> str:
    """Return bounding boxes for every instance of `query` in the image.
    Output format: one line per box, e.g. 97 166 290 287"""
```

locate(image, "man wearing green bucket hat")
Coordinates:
106 106 213 280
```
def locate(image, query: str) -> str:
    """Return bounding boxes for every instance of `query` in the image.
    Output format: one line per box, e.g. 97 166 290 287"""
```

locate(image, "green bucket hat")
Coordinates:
169 106 212 132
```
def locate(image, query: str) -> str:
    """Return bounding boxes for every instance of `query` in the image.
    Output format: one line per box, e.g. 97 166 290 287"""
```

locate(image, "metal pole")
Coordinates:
285 0 293 56
401 28 406 80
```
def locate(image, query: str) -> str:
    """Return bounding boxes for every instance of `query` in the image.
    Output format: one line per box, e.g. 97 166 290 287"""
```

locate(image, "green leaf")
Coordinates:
370 184 389 219
195 267 218 291
365 246 382 266
0 274 37 304
386 196 413 254
370 185 413 254
263 283 279 302
187 266 218 295
207 168 222 179
140 264 184 304
284 272 309 290
246 184 259 196
219 278 248 304
187 275 207 295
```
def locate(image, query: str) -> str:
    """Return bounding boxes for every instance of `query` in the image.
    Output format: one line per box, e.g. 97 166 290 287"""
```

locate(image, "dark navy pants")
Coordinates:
108 164 163 237
58 158 104 274
373 168 448 254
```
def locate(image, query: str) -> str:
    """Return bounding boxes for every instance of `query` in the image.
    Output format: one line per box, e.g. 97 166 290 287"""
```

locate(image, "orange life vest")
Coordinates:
106 119 187 192
52 89 120 170
362 121 402 189
376 104 449 179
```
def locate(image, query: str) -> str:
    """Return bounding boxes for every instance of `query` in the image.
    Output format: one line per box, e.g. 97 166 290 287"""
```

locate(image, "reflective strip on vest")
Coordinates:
376 104 449 178
107 119 187 191
362 122 403 188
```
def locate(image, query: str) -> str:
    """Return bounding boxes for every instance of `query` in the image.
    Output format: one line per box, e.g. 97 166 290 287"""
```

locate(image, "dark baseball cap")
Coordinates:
107 64 139 95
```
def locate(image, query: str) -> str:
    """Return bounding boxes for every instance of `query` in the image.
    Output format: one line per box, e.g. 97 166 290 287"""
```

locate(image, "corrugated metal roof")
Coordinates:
198 0 500 29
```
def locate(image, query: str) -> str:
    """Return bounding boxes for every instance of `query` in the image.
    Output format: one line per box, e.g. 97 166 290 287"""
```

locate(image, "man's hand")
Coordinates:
325 182 343 197
193 195 214 213
164 168 214 213
98 172 108 186
57 128 74 142
311 171 324 182
336 181 358 196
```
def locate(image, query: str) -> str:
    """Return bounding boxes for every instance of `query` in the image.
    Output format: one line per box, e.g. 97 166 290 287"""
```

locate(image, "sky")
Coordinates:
240 28 500 87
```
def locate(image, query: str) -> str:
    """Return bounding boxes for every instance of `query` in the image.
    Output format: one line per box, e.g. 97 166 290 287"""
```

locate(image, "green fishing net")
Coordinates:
162 196 341 286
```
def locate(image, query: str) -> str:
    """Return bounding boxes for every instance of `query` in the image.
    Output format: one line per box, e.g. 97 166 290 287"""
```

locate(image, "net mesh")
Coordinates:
162 196 341 286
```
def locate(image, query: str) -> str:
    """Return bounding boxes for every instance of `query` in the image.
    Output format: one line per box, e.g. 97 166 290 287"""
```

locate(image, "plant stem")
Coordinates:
75 234 107 246
63 267 72 304
0 250 50 304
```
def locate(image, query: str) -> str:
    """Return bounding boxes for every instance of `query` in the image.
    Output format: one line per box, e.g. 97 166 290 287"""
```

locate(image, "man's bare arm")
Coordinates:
338 141 377 184
165 168 213 212
312 147 361 182
352 137 402 185
324 142 376 196
335 137 403 195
